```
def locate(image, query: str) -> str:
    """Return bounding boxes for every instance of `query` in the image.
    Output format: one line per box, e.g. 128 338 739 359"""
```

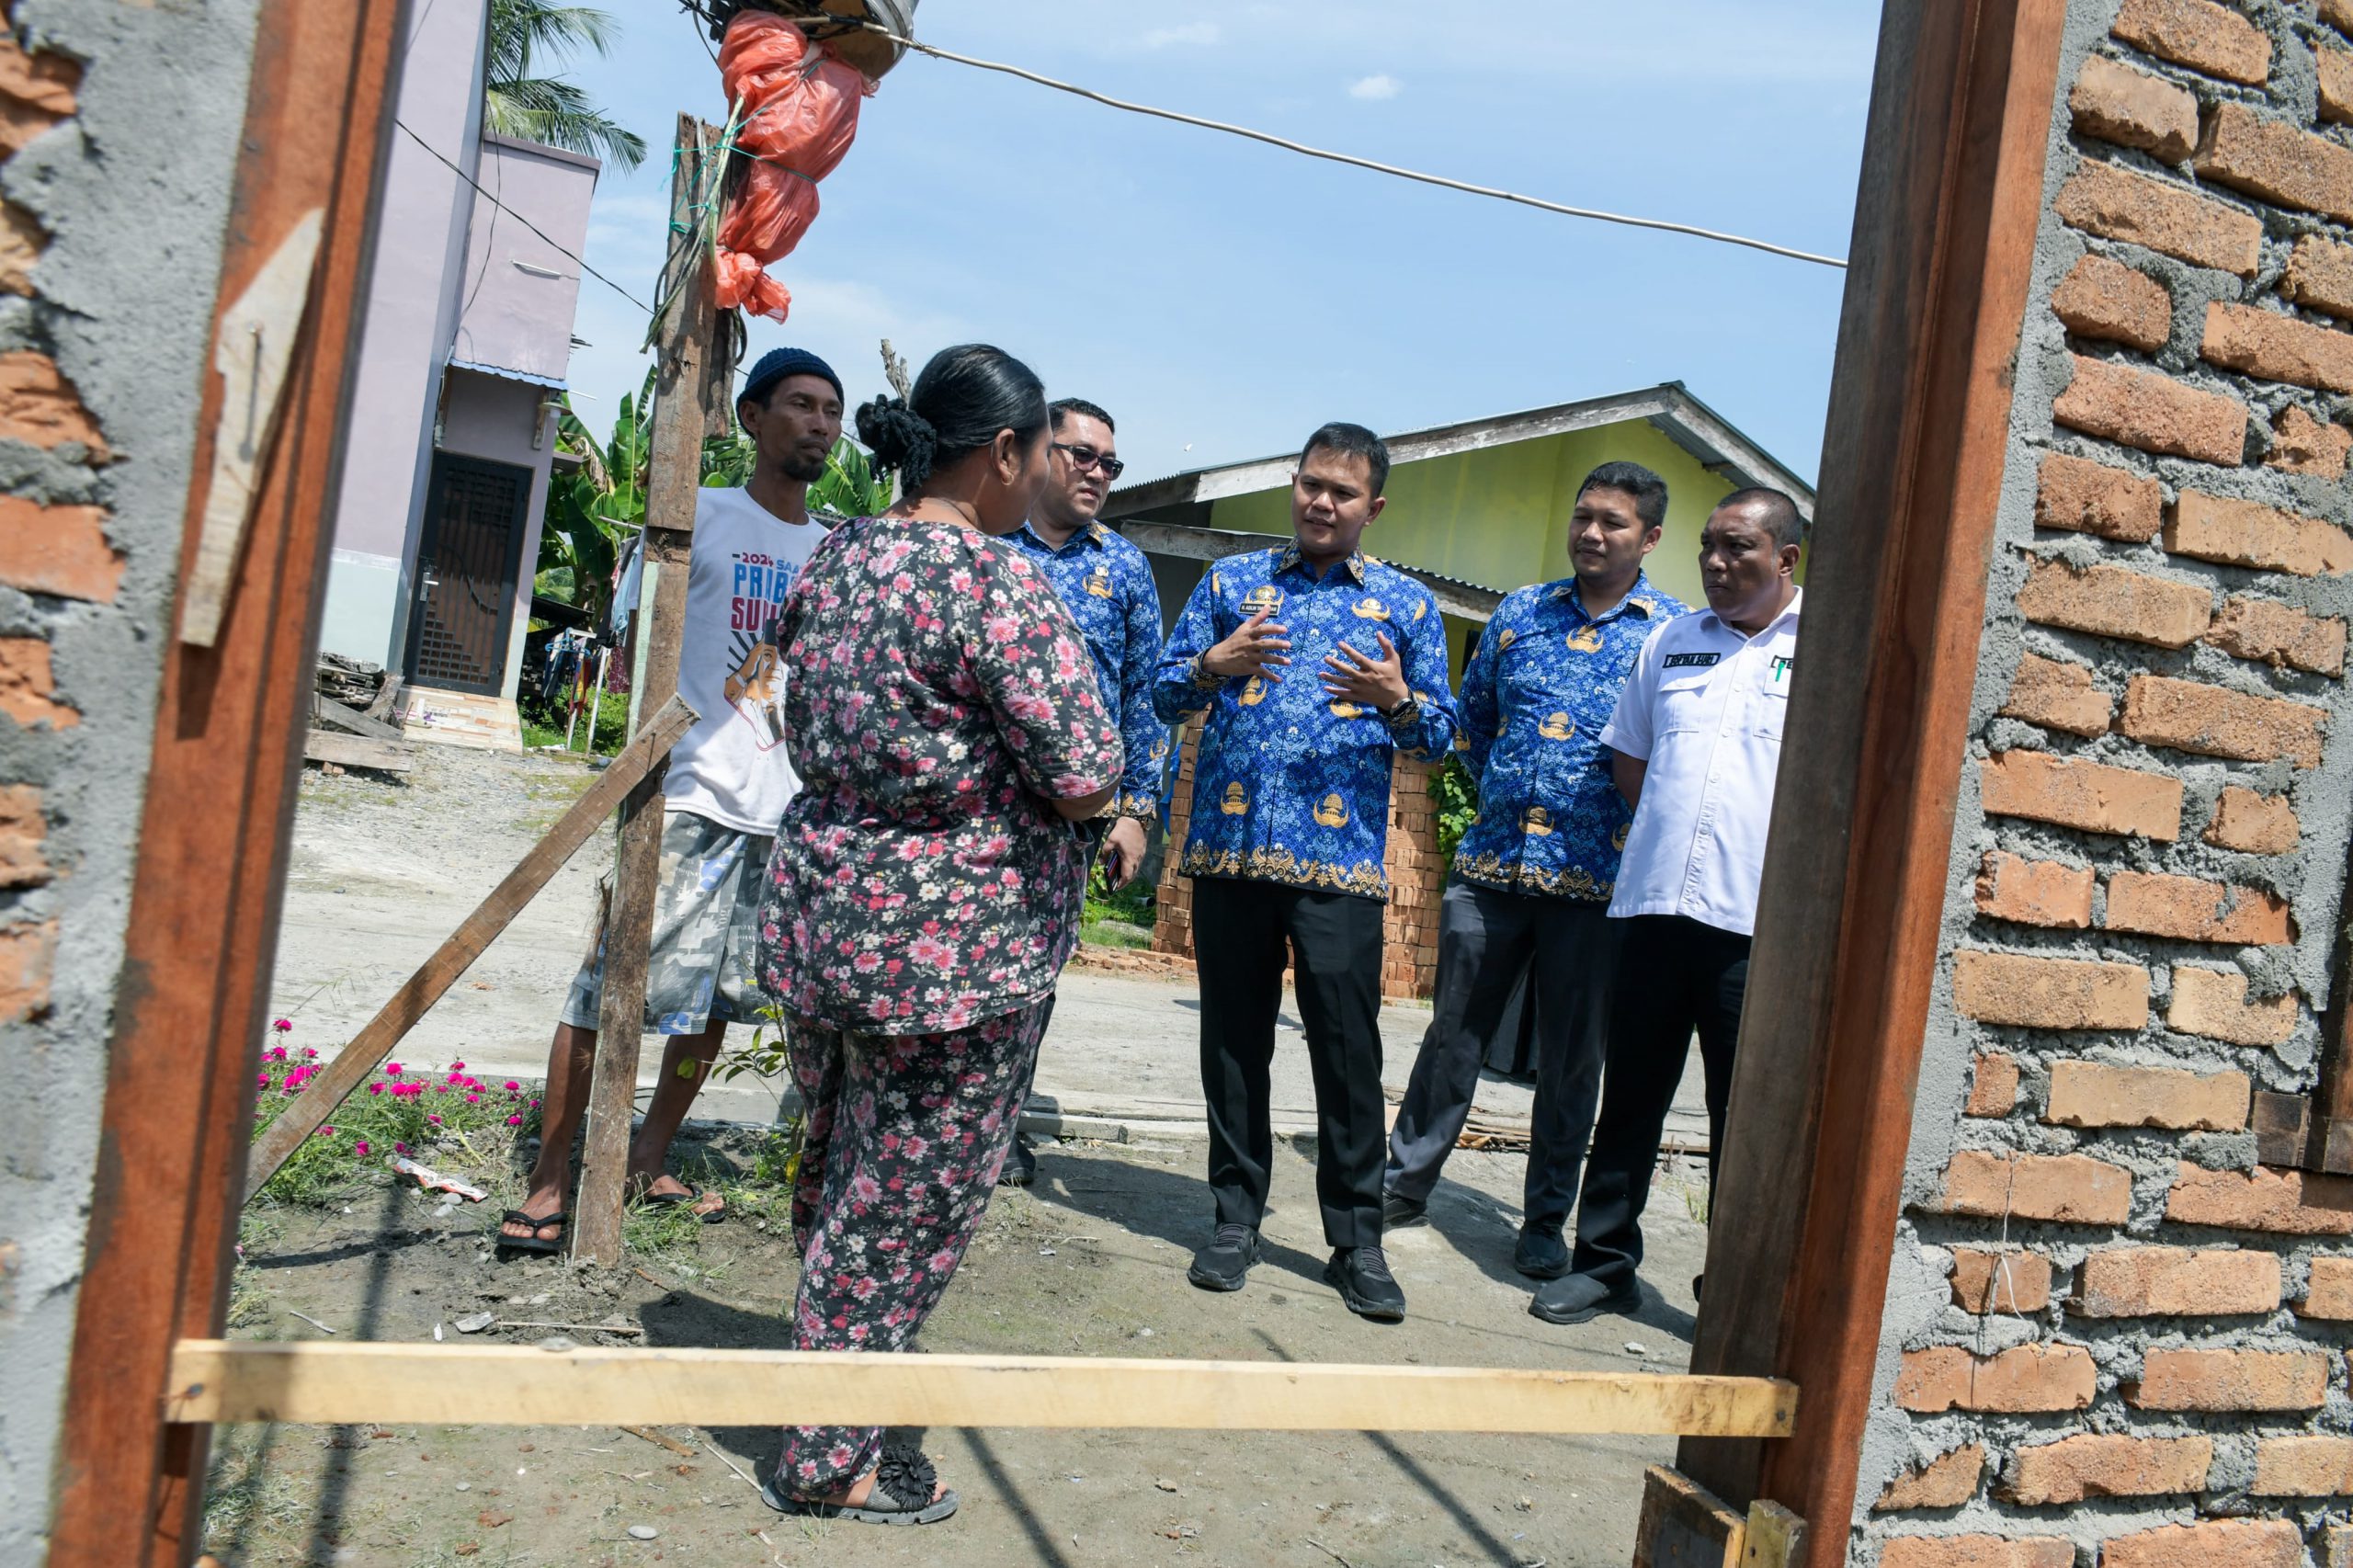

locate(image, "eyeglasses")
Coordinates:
1051 442 1124 480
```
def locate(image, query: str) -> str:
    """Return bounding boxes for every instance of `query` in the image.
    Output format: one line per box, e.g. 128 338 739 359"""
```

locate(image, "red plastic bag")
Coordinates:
713 11 875 323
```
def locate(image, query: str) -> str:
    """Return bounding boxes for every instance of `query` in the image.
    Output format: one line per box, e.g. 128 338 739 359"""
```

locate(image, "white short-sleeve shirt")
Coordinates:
1600 588 1802 936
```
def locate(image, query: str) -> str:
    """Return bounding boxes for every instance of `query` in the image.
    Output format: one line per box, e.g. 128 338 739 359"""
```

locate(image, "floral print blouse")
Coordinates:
756 516 1124 1035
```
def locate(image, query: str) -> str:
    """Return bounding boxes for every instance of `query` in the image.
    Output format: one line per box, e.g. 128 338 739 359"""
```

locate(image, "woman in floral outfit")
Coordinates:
756 344 1123 1525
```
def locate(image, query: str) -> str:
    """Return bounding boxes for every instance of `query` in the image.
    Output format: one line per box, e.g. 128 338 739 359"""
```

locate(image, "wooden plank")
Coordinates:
301 728 412 773
44 4 406 1562
244 696 698 1198
2307 824 2353 1172
1742 1500 1809 1568
2256 1090 2313 1170
313 689 404 740
364 670 404 722
164 1340 1800 1437
1676 2 2066 1556
1634 1465 1747 1568
574 114 728 1266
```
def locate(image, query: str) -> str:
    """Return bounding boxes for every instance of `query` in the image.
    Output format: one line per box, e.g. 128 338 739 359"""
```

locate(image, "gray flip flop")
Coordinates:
760 1444 959 1526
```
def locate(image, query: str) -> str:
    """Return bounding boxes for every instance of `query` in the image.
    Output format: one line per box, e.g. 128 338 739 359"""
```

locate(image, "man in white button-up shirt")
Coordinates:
1531 487 1804 1326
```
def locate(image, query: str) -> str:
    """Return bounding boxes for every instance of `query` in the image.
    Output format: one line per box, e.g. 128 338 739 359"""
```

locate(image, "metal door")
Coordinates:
404 452 531 695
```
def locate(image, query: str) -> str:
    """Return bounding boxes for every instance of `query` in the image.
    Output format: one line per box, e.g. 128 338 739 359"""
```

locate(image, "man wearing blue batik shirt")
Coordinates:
1154 423 1458 1323
1382 461 1688 1282
1000 397 1166 1187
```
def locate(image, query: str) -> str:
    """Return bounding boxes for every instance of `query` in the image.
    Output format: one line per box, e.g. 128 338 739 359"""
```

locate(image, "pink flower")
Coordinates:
392 1142 409 1154
303 1048 318 1058
384 1062 403 1076
354 1141 369 1156
272 1018 292 1032
506 1114 523 1127
465 1093 481 1104
319 1125 334 1137
449 1060 466 1071
256 1074 271 1090
368 1083 383 1096
504 1081 519 1093
426 1114 442 1126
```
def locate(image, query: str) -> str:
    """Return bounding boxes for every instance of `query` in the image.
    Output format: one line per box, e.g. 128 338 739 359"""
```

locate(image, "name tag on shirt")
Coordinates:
1662 652 1722 669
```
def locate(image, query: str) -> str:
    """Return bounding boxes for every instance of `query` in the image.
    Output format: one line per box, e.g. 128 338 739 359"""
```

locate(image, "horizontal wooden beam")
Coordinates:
167 1340 1798 1437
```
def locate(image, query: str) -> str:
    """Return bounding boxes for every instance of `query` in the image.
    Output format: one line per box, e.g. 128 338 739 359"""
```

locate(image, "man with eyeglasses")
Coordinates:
1001 396 1168 1187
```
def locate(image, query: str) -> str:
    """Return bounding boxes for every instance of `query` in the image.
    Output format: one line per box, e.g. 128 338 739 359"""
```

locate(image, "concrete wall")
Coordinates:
1854 5 2353 1568
450 134 597 383
435 367 556 701
0 1 260 1558
316 0 487 672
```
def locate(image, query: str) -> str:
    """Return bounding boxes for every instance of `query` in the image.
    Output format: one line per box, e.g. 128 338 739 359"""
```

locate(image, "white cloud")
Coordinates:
1347 74 1401 101
1142 22 1221 48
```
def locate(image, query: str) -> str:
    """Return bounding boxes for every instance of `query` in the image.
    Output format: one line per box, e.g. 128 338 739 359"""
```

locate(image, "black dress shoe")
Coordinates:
1513 1227 1569 1279
1325 1245 1406 1322
997 1131 1037 1187
1188 1223 1260 1290
1529 1272 1642 1325
1381 1191 1427 1229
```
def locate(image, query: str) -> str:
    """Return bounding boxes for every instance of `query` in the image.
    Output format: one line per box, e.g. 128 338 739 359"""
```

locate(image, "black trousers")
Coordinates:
1191 875 1387 1249
1565 914 1750 1290
1384 881 1620 1233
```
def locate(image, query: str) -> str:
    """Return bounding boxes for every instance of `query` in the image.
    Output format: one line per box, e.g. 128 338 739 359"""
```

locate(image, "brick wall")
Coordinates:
1859 4 2353 1567
1151 718 1445 1000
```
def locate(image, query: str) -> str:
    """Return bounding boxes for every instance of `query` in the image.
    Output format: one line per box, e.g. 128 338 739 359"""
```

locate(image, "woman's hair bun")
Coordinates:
855 394 938 493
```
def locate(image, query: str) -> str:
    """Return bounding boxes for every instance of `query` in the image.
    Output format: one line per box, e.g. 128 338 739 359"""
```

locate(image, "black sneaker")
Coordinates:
1325 1245 1406 1322
1529 1272 1642 1325
1188 1223 1259 1290
997 1131 1037 1187
1381 1191 1427 1229
1513 1227 1569 1280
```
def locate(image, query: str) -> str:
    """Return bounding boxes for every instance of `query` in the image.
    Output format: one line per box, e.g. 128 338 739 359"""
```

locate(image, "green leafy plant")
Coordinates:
484 0 647 171
1432 753 1479 859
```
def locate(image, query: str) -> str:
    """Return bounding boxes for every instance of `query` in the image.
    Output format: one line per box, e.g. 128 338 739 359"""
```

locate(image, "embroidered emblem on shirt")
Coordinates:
1242 585 1282 616
1352 597 1391 620
1770 654 1795 681
1522 805 1555 836
1663 651 1722 669
1240 676 1269 706
1151 738 1168 761
1085 567 1113 597
1313 793 1349 828
1539 711 1574 740
1565 625 1604 653
1496 629 1518 652
1412 599 1427 621
1220 782 1249 815
1612 822 1631 851
1330 699 1363 719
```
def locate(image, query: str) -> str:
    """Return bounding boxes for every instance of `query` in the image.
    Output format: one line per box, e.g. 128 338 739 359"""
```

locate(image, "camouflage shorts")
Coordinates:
561 809 774 1035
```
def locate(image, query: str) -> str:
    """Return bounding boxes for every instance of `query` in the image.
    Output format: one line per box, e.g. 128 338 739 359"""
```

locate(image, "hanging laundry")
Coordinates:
712 9 876 322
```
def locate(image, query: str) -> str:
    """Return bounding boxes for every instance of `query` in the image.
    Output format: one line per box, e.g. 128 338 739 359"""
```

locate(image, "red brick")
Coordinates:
2071 53 2201 162
1967 1052 2023 1117
2328 0 2353 40
2327 1524 2353 1568
2168 1162 2353 1233
0 785 46 890
2282 234 2353 322
2207 596 2347 676
0 495 120 603
2202 301 2353 394
2000 654 2115 738
1950 1248 2054 1313
2017 556 2211 648
2104 869 2295 945
2203 786 2298 854
2167 489 2353 576
2196 102 2353 223
0 200 41 298
1875 1445 1986 1511
2055 161 2262 277
2102 1520 2302 1568
2169 966 2299 1046
1980 751 2181 839
2036 451 2165 541
2252 1435 2353 1494
1952 950 2150 1031
2053 355 2248 464
1932 1149 2135 1224
1882 1539 2074 1568
2298 1255 2353 1319
1976 851 2096 928
0 921 51 1023
2053 254 2175 351
2004 1433 2213 1505
0 637 75 729
2073 1245 2281 1315
0 351 104 457
2325 46 2353 130
1897 1344 2097 1413
2046 1060 2250 1131
2120 674 2325 767
0 34 77 157
2265 405 2351 478
2129 1347 2329 1410
2112 0 2271 84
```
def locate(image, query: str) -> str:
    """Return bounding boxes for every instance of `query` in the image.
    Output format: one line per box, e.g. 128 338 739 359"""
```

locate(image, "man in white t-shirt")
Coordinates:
1529 487 1803 1325
500 347 843 1252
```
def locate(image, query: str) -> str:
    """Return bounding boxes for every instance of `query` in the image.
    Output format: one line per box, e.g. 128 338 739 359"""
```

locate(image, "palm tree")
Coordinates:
483 0 647 172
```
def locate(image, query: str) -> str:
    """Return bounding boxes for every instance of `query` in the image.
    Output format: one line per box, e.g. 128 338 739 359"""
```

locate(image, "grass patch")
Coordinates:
519 686 630 756
1081 870 1155 949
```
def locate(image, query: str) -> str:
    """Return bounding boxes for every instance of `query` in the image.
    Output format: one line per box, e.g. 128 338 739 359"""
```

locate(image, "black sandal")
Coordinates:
759 1444 959 1526
639 1186 725 1224
494 1209 568 1255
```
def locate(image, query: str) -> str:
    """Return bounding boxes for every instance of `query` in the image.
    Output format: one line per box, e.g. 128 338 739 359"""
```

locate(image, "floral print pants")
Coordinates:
774 998 1048 1494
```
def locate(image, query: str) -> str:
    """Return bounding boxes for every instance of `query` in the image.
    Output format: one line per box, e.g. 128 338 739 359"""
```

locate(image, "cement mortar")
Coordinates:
0 3 261 1561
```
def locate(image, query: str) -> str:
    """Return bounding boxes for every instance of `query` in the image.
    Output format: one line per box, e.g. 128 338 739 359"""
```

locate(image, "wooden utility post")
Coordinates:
573 115 733 1265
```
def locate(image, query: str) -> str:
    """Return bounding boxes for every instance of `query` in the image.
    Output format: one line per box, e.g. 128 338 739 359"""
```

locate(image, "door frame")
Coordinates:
402 447 534 696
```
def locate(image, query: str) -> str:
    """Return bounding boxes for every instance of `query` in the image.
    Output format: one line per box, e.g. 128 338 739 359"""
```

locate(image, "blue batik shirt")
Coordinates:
1009 519 1167 819
1154 543 1459 900
1452 570 1688 902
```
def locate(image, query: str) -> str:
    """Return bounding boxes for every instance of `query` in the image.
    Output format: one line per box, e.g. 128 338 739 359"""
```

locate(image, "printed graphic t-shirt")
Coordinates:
662 486 830 835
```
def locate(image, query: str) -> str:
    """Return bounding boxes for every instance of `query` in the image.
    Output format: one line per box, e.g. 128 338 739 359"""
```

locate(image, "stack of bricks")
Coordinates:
1866 4 2353 1566
1149 722 1446 1000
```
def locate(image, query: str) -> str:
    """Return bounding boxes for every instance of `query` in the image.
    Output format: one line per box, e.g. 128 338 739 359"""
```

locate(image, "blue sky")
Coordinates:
563 1 1881 489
